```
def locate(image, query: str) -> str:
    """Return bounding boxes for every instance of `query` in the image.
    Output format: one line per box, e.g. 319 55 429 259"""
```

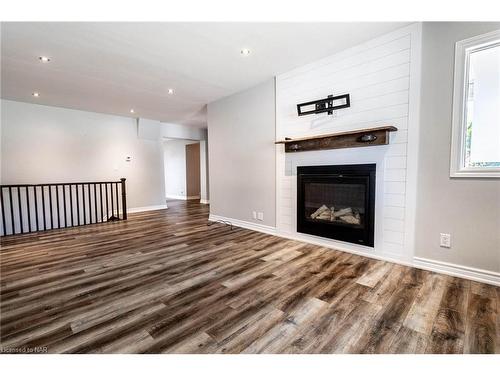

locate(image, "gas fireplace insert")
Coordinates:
297 164 376 247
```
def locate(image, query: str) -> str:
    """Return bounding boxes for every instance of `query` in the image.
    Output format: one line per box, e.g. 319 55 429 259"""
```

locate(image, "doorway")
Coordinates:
185 142 201 200
163 138 208 203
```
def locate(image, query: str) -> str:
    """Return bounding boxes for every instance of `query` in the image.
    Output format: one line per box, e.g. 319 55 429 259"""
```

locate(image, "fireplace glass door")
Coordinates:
305 179 366 228
297 164 375 247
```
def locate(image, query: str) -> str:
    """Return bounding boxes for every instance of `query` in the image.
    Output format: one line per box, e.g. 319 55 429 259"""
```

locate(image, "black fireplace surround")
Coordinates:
297 164 376 247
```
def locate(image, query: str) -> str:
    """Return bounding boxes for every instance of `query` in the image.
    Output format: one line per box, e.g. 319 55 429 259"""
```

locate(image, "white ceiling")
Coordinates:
1 22 409 128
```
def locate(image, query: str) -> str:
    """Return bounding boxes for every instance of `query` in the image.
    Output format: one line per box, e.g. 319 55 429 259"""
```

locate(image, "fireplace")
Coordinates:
297 164 376 247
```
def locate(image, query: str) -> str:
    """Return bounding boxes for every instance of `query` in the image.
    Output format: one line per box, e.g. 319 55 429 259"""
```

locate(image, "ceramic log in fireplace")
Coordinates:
297 164 375 247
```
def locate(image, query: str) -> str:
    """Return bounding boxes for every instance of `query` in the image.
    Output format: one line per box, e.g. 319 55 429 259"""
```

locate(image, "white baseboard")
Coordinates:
200 199 210 204
104 204 169 220
127 204 169 213
276 230 414 268
166 195 200 200
208 214 277 235
413 257 500 286
207 214 500 287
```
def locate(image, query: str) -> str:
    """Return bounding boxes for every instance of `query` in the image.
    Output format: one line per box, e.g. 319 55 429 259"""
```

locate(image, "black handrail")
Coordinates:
0 178 127 236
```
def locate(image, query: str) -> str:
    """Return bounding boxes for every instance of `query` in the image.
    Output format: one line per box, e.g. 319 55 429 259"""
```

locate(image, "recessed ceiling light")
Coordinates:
240 48 251 56
130 109 135 114
32 92 40 97
167 88 174 95
38 56 51 63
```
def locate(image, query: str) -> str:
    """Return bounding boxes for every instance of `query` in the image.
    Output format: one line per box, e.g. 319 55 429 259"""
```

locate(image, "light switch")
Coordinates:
440 233 451 248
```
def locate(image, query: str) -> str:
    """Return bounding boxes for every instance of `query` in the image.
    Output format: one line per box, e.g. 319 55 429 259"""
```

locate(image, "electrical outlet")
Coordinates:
257 212 264 221
252 211 257 220
440 233 451 248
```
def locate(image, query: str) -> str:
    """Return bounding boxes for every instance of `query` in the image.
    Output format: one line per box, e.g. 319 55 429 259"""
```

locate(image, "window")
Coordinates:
450 30 500 177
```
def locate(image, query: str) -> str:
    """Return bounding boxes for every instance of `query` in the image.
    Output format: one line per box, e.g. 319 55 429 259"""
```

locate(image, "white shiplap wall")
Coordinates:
275 24 422 263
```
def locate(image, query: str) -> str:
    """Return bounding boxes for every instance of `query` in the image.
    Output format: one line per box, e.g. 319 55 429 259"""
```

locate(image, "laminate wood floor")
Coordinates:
1 201 498 354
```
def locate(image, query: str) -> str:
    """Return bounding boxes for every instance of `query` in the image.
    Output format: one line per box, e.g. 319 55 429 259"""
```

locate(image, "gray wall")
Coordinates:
1 100 166 210
415 22 500 272
200 140 209 203
207 79 276 227
163 139 199 199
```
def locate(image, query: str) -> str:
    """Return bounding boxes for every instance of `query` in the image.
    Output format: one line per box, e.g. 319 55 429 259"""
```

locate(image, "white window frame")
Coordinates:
450 29 500 178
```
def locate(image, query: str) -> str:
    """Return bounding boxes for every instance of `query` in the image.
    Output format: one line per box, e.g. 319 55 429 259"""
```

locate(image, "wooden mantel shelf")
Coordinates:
275 126 397 153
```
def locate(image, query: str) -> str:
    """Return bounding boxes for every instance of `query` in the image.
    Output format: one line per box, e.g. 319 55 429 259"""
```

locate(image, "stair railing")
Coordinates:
0 178 127 236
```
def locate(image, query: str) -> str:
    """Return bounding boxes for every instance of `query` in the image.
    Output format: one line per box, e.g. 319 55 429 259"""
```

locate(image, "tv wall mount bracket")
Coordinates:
296 93 350 117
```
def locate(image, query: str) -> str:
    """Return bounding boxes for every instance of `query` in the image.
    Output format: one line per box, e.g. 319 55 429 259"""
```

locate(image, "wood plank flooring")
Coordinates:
1 200 498 354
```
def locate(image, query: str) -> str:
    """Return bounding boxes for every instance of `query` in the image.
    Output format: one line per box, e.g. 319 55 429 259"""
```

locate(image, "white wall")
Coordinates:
1 100 166 210
161 122 207 141
199 140 209 203
207 79 276 227
414 22 500 274
138 118 207 142
163 139 199 199
275 24 422 264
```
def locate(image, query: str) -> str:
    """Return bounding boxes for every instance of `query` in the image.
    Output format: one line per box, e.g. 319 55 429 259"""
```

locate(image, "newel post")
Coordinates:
120 178 127 220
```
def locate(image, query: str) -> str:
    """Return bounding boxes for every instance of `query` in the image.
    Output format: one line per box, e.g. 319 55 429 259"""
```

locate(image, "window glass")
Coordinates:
464 43 500 168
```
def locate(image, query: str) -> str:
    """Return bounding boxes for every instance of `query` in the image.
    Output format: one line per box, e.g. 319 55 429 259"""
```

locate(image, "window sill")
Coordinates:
450 168 500 178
